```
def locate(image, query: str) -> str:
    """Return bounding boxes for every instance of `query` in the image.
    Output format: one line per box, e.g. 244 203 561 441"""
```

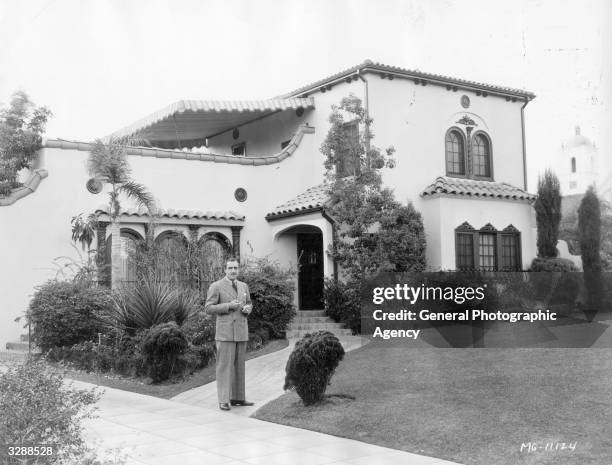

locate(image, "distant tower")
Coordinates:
559 126 598 196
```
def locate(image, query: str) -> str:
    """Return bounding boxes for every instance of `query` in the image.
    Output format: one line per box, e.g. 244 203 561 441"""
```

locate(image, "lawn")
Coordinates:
61 339 288 399
254 340 612 465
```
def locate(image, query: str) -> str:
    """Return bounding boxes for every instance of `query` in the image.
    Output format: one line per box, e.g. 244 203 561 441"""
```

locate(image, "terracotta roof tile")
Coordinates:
266 183 329 219
95 206 244 221
281 59 535 100
421 176 536 202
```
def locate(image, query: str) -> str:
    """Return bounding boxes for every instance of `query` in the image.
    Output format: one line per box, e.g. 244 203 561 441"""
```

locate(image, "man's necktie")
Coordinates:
232 280 237 293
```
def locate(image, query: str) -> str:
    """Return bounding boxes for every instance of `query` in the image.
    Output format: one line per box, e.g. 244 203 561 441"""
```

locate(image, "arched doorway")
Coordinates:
276 224 324 310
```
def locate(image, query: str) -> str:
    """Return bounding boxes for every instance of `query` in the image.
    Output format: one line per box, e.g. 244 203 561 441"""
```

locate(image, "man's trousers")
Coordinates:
215 340 247 404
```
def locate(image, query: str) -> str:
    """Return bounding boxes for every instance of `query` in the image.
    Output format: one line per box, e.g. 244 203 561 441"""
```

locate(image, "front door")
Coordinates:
297 233 324 310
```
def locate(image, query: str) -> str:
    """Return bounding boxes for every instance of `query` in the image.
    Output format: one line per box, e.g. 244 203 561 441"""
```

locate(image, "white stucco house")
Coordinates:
0 60 538 347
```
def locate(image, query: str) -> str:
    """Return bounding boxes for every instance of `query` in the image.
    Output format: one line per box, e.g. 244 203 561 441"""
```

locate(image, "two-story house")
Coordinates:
0 60 537 347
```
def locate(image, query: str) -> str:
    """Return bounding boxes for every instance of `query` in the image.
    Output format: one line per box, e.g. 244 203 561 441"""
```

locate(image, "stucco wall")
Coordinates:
0 127 322 347
365 74 526 204
435 196 537 270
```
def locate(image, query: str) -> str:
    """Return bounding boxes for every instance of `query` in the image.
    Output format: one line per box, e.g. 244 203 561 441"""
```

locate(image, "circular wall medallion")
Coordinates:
86 178 103 194
461 95 470 109
234 187 247 202
232 128 240 140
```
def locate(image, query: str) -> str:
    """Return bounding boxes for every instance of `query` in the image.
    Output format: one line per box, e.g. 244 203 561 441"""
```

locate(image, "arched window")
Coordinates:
155 231 188 285
196 233 231 291
104 228 143 284
445 129 466 176
571 157 576 173
471 133 492 178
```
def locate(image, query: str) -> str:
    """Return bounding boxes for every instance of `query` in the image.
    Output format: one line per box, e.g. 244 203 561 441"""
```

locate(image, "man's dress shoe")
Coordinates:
230 400 254 406
219 403 231 411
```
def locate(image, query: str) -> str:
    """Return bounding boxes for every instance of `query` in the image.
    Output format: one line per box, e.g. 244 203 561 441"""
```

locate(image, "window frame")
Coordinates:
470 130 494 181
231 142 246 157
454 222 522 271
445 127 468 177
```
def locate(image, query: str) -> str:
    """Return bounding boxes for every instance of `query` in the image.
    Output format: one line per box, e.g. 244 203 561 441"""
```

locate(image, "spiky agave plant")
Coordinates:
87 137 156 288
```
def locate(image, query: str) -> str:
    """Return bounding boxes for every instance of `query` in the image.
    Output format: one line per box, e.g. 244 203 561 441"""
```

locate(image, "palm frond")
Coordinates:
117 181 156 213
87 138 131 183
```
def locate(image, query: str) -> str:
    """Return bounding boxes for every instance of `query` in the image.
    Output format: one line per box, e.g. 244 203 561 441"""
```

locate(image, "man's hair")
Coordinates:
224 257 240 268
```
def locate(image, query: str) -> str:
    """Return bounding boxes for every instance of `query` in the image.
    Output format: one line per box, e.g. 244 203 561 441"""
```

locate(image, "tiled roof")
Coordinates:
281 59 535 100
266 183 329 219
108 98 314 142
421 176 536 202
95 206 244 221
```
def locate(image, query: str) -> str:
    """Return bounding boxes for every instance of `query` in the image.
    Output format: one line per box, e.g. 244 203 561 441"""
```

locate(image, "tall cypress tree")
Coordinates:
534 170 562 258
578 185 601 272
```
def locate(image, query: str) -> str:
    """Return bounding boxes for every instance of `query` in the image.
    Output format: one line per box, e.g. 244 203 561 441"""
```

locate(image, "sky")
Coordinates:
0 0 610 191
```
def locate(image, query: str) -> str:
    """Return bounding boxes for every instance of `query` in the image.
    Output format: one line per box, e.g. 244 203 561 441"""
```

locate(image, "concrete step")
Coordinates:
287 328 353 339
288 322 346 331
295 310 326 317
291 316 334 324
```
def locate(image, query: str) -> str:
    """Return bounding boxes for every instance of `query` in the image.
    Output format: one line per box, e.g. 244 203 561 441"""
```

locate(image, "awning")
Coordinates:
106 98 315 148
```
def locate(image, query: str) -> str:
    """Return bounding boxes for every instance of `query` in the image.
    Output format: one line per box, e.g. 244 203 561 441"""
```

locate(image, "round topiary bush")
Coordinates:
141 322 189 382
27 280 112 351
283 330 345 405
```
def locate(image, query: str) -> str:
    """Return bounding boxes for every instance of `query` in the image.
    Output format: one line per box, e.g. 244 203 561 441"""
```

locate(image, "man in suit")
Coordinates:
205 258 254 411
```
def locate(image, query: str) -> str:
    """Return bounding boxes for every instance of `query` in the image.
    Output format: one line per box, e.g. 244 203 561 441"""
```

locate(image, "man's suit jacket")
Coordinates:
205 277 252 342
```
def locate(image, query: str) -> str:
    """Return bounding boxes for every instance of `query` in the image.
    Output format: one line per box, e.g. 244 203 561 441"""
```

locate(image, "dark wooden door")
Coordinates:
297 233 324 310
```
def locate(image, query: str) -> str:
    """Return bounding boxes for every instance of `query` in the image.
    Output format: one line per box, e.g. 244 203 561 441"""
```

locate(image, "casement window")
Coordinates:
445 128 493 180
471 133 492 179
455 222 521 271
445 129 466 176
336 121 360 178
232 142 246 156
571 157 576 173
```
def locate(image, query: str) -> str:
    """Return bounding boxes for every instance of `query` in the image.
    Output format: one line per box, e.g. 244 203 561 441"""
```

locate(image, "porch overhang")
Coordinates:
95 206 245 227
106 98 315 149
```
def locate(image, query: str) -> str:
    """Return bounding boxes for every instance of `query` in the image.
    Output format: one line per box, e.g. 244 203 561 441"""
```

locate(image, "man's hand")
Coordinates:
241 304 253 315
228 300 242 312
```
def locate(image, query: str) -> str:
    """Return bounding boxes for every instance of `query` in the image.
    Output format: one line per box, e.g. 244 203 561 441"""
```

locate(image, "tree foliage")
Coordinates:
534 169 562 258
0 91 52 195
321 94 426 283
578 185 602 272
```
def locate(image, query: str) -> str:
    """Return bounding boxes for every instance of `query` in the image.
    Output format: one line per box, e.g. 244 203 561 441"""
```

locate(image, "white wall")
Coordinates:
436 196 536 270
0 125 321 347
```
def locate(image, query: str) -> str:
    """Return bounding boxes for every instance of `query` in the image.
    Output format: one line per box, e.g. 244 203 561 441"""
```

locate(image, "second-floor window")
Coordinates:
445 129 466 176
445 128 493 180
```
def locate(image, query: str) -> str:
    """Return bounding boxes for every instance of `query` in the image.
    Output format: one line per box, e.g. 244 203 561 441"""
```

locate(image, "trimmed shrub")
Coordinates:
239 258 296 338
284 330 345 405
141 322 189 382
0 360 104 463
247 332 264 352
27 280 112 351
323 278 361 334
529 257 578 272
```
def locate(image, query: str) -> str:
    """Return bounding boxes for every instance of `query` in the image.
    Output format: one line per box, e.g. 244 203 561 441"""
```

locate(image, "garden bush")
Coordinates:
283 330 345 405
239 258 296 338
27 280 112 351
323 278 361 334
181 310 216 345
0 359 116 464
529 258 581 306
141 322 189 382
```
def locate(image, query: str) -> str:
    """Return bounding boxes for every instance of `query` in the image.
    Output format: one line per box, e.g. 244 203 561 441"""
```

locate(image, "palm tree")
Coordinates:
87 137 156 288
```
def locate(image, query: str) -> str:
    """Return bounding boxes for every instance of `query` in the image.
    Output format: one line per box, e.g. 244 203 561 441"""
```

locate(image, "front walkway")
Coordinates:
171 336 364 416
80 379 462 465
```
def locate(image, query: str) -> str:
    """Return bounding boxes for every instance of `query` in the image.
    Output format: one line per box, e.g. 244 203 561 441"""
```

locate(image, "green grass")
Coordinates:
254 340 612 465
61 339 288 399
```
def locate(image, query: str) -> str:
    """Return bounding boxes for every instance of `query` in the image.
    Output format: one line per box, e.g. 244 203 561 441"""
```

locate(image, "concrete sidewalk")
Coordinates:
79 379 462 465
171 336 364 416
